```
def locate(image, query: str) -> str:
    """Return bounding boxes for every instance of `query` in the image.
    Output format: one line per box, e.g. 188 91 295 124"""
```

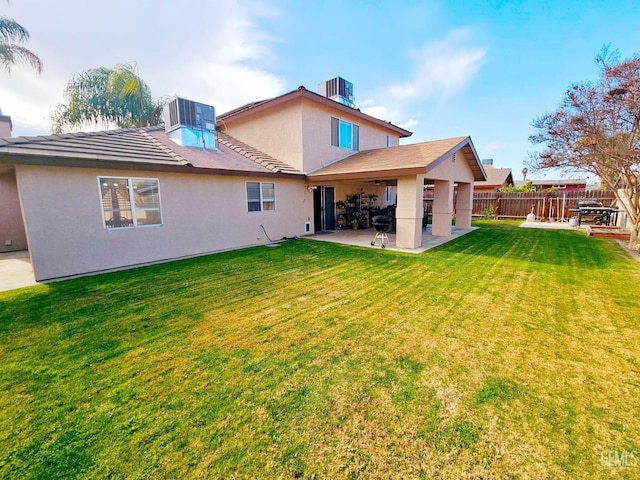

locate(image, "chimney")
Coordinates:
0 109 12 137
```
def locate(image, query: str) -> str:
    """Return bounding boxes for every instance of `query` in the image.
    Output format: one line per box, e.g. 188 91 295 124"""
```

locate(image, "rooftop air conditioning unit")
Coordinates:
163 97 217 150
318 77 355 108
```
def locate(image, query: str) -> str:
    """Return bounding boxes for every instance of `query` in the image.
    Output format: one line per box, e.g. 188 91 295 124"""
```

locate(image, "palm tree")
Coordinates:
50 63 161 133
0 10 43 74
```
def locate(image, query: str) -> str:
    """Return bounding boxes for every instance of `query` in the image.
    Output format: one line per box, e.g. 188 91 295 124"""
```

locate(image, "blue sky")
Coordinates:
1 0 639 180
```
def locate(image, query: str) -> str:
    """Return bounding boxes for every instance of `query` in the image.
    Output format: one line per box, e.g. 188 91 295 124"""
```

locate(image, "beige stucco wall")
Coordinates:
222 99 306 173
15 165 313 281
223 97 401 174
0 167 28 252
426 153 476 183
299 99 401 173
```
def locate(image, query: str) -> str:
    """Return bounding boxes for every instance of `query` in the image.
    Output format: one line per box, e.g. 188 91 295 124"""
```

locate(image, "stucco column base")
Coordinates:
431 213 452 236
455 182 473 229
396 217 423 249
455 209 472 228
432 179 454 237
395 175 424 249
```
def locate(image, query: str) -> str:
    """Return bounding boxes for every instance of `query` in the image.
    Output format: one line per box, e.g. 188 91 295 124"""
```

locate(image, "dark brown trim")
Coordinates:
307 167 426 183
0 155 306 180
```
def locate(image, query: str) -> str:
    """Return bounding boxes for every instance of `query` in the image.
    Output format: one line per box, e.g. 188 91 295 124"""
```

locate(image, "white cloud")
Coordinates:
0 0 285 135
400 119 419 130
360 105 389 119
363 29 487 130
390 29 487 102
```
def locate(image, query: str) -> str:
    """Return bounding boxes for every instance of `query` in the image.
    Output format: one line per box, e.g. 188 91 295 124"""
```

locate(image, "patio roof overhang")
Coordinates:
307 136 486 183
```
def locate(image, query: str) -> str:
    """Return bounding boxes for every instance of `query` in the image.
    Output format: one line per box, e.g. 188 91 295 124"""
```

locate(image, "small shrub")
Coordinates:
481 206 495 218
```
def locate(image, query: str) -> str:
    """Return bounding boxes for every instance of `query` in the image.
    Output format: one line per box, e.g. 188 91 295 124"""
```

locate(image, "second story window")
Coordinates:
387 135 393 147
331 117 359 151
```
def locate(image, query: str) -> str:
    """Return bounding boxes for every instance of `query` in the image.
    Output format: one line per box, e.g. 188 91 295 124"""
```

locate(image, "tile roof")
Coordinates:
475 165 513 187
0 126 302 176
0 127 186 165
307 136 486 182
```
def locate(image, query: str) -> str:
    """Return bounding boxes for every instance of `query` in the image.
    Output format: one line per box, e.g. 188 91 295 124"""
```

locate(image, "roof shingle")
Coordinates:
0 126 302 176
308 136 486 182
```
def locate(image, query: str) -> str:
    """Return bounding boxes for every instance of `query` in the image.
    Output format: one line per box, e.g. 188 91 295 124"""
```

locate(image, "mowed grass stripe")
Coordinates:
0 221 639 479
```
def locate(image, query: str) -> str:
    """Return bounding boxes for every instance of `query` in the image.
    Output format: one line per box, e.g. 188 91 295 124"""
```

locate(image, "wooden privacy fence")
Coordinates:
471 190 617 220
424 190 617 220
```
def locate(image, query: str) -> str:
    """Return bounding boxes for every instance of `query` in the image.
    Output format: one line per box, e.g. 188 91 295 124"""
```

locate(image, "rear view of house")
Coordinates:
0 79 486 282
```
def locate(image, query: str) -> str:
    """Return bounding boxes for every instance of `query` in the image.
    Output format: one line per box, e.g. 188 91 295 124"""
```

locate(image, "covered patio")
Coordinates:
307 136 486 250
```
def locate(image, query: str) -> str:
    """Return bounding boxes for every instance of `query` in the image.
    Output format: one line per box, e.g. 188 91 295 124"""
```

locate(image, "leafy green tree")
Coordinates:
0 3 43 74
530 47 640 249
51 63 161 133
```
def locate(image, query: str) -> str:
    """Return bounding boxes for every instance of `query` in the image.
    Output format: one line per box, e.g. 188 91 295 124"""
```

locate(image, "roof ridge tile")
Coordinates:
137 128 186 163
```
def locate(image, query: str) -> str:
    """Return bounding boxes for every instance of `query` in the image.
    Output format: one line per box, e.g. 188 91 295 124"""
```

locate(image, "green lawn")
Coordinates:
1 221 639 479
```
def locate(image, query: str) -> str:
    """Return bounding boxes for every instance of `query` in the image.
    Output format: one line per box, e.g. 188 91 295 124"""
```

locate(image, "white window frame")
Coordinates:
98 176 163 229
387 135 393 147
247 181 276 212
386 186 393 203
330 117 360 151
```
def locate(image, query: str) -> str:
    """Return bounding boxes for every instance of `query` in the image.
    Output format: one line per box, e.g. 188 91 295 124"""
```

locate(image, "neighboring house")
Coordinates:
0 78 486 282
514 178 587 191
473 164 514 193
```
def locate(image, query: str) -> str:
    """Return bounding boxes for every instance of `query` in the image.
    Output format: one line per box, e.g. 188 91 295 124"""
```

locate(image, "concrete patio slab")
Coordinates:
0 250 37 292
307 225 478 253
519 221 581 230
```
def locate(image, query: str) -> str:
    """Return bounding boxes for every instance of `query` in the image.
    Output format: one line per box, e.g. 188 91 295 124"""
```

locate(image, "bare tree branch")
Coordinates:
529 49 640 249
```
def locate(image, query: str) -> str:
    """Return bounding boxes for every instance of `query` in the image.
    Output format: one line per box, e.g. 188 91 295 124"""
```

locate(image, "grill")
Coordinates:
570 200 620 226
370 215 392 248
577 200 603 208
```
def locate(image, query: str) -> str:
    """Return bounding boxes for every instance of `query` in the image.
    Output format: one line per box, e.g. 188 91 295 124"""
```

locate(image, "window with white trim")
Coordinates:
330 117 359 151
387 135 393 147
386 186 393 203
99 177 162 228
247 182 276 212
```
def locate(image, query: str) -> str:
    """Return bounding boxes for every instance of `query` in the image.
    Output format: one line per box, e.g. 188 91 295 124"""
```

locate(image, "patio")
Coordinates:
308 225 477 253
0 250 36 292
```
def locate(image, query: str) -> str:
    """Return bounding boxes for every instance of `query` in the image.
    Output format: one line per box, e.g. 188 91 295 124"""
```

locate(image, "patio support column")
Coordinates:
432 179 453 236
395 175 424 249
455 182 473 229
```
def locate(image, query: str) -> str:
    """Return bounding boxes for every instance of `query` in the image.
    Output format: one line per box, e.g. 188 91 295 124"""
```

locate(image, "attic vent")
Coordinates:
163 97 217 150
318 77 355 108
